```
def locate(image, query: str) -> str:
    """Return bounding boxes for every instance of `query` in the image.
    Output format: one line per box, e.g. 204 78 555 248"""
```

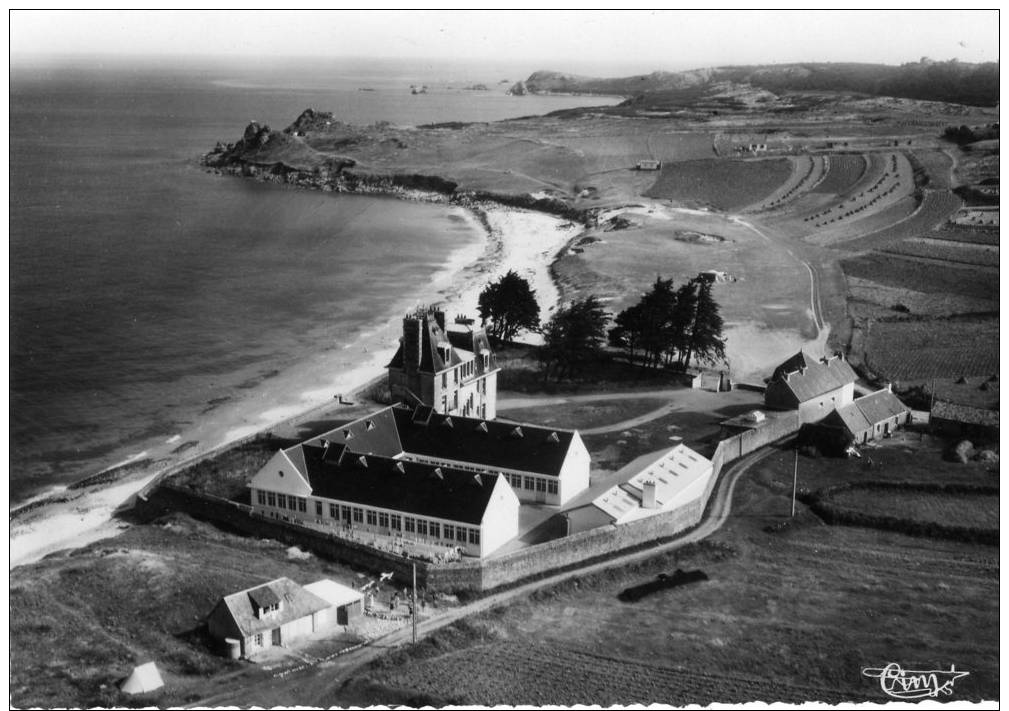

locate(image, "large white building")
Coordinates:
249 404 590 557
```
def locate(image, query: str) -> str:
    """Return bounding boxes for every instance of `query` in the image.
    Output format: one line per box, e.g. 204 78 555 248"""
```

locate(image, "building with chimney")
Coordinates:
565 443 713 533
763 351 857 423
387 308 500 420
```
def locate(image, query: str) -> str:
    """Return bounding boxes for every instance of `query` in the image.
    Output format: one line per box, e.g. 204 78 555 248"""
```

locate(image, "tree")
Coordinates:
541 295 610 380
609 277 678 367
683 280 727 369
477 270 540 343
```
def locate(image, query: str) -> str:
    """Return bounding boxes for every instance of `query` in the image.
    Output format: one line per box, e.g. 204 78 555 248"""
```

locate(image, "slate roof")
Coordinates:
771 353 856 403
219 577 330 638
854 388 909 425
305 406 402 457
299 442 499 524
387 311 464 373
819 388 909 435
392 406 575 476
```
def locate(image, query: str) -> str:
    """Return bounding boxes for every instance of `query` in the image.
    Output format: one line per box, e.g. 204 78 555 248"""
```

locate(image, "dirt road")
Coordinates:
185 445 775 707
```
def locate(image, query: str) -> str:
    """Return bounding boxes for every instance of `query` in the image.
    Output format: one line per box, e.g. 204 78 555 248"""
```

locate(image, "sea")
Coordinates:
10 55 622 505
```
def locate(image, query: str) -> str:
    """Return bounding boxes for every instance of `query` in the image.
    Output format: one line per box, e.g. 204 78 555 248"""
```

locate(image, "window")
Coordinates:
535 479 547 492
254 633 263 647
453 391 458 410
404 517 416 533
443 524 454 540
547 480 558 495
391 514 402 531
298 498 307 513
524 476 535 491
379 512 389 528
329 503 338 518
442 372 447 388
342 506 352 524
267 492 276 507
454 368 458 384
277 494 287 509
315 501 323 516
469 529 480 545
417 520 428 536
429 522 440 539
441 396 447 412
456 527 467 543
353 507 364 523
366 510 377 526
257 490 266 505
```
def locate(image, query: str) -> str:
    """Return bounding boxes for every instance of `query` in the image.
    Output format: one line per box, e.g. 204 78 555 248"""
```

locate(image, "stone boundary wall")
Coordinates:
147 411 803 593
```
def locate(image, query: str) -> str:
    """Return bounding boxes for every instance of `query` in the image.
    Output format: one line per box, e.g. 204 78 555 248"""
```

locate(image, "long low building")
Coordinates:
807 386 911 452
249 403 590 557
567 444 713 533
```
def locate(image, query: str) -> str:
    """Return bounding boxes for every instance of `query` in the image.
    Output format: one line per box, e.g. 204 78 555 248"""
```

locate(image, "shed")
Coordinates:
303 579 365 626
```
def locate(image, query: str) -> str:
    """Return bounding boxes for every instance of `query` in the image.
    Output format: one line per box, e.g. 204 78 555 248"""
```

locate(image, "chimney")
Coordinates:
402 317 422 372
432 310 446 331
642 480 657 510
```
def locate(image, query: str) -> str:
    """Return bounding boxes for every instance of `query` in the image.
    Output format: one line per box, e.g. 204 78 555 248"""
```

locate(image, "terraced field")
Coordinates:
841 253 997 303
748 154 827 212
883 238 998 267
811 153 867 194
836 189 964 251
378 641 855 706
643 158 792 211
864 315 999 381
928 226 999 246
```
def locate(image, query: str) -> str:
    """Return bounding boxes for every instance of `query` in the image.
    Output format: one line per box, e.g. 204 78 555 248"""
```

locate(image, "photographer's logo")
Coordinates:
862 662 969 699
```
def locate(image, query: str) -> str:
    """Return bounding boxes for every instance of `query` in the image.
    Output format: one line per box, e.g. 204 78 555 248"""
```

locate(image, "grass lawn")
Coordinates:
9 512 377 709
824 487 998 529
500 398 672 431
643 158 792 211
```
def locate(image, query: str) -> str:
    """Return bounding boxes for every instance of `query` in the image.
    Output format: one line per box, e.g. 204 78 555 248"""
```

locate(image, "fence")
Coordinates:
145 413 803 594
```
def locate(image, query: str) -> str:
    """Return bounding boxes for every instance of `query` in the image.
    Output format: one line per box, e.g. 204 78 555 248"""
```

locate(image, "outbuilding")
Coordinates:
207 577 363 659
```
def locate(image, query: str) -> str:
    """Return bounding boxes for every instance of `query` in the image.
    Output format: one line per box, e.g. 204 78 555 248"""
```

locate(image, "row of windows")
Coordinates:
501 473 558 495
257 490 307 513
255 490 480 545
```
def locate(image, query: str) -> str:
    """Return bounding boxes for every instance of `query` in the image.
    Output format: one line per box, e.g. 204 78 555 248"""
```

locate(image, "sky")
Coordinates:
9 10 999 71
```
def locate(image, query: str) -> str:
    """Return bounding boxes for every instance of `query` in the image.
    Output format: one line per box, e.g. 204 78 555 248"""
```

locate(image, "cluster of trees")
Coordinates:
608 276 726 371
477 270 727 381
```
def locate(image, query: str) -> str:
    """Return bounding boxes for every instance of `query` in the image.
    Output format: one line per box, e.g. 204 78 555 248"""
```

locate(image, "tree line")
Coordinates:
478 271 727 381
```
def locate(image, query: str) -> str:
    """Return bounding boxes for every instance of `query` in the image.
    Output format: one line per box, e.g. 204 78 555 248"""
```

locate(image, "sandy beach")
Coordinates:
9 204 579 569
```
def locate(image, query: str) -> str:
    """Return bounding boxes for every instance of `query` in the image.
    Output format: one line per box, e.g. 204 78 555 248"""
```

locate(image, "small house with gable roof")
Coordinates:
206 577 363 659
764 351 857 423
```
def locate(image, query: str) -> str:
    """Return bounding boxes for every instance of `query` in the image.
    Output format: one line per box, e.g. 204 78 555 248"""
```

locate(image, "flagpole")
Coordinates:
791 449 798 518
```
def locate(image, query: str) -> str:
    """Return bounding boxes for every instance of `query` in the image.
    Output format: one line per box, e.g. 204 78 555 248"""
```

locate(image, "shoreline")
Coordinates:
9 199 580 569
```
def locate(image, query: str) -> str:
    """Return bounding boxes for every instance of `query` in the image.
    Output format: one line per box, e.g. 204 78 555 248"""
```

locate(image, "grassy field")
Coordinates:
344 433 998 705
824 487 999 529
928 226 999 246
9 512 374 708
840 253 997 303
500 398 673 431
883 238 998 267
812 153 867 195
643 158 791 210
835 189 963 251
864 315 999 382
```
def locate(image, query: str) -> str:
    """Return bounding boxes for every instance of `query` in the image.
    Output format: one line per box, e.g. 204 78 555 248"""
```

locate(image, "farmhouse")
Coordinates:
764 351 856 423
387 308 500 419
566 444 713 533
206 577 363 659
806 386 911 453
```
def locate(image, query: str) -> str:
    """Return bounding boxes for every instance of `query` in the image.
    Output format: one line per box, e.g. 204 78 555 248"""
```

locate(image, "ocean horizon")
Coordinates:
10 56 620 505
